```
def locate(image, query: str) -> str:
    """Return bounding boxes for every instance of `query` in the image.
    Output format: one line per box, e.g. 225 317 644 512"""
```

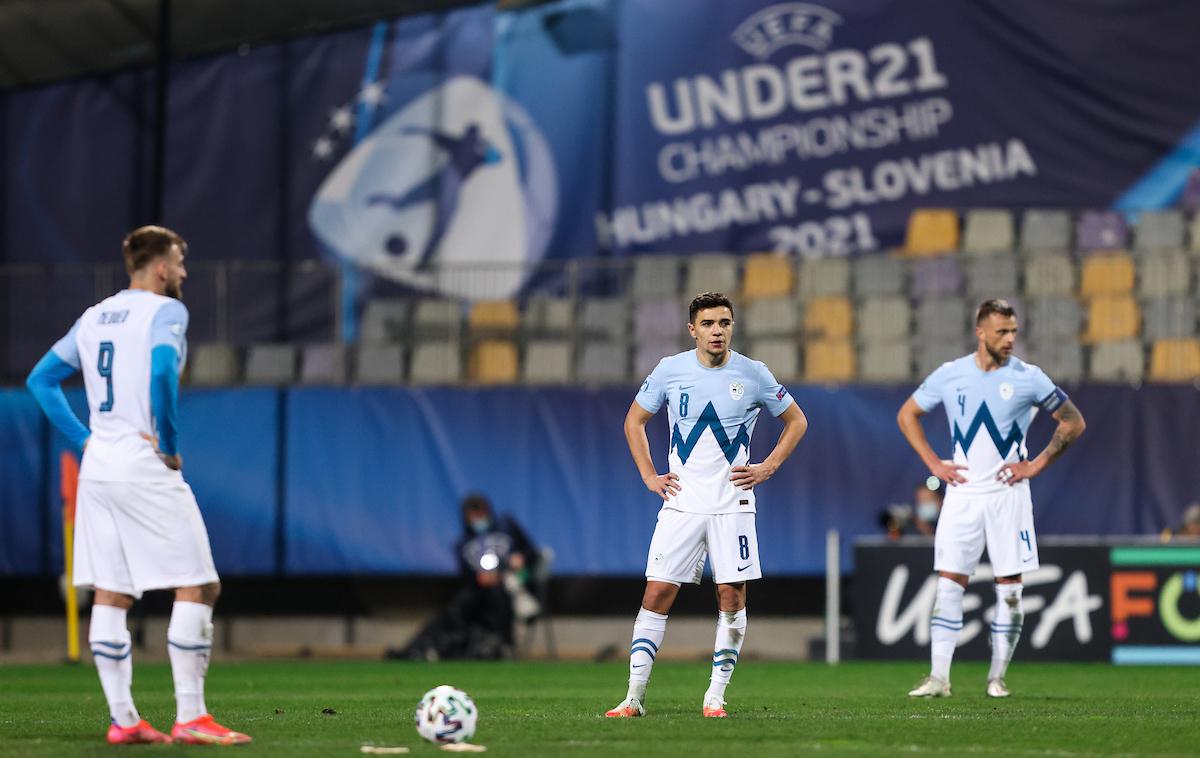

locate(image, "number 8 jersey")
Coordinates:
636 350 794 515
52 289 189 482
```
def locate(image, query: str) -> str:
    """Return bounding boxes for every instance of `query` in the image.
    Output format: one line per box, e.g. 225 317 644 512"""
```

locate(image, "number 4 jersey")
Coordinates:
636 350 794 515
52 289 189 482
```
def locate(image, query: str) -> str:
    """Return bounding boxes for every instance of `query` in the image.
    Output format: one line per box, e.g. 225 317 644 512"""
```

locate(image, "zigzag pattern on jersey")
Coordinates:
671 401 750 465
953 402 1025 460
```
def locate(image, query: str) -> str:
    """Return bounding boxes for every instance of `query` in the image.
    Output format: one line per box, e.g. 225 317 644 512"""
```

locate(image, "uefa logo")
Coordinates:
730 2 843 60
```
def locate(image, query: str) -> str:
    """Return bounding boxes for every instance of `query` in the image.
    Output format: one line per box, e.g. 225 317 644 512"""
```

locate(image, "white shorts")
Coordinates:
934 485 1039 578
74 479 220 599
645 509 761 586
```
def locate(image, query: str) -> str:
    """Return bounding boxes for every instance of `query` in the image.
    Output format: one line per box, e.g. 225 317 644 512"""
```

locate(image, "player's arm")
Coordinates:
897 397 967 485
25 321 90 452
730 401 807 490
624 401 679 500
1003 400 1086 485
146 301 188 471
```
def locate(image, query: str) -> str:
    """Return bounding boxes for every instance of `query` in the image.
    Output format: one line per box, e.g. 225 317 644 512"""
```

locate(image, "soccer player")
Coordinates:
605 292 808 718
25 226 251 745
897 299 1086 698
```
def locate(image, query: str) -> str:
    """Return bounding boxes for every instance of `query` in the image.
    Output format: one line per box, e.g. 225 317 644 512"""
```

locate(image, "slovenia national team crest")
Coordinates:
999 382 1015 400
308 75 559 300
729 381 745 400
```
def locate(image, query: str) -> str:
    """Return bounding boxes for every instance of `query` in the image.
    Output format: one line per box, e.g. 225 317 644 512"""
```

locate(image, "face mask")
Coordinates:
469 518 492 534
917 502 939 523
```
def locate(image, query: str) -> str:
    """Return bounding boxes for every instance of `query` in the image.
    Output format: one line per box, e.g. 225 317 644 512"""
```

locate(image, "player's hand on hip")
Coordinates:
998 460 1038 486
644 472 680 500
730 462 776 491
141 432 182 471
930 459 968 486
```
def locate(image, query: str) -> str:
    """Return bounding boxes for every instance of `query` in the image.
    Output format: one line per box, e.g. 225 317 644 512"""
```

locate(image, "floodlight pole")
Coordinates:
150 0 172 223
825 529 840 664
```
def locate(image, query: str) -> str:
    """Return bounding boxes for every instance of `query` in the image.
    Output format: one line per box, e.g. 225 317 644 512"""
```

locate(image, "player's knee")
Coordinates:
201 582 221 606
641 583 676 613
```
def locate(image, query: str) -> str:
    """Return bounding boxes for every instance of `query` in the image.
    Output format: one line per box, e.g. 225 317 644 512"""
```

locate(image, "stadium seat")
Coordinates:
797 258 850 299
1076 210 1128 253
1080 253 1135 298
469 339 519 384
355 344 406 385
407 342 460 385
634 338 687 379
523 298 574 335
1138 252 1191 298
576 341 629 384
631 256 681 299
1088 339 1145 382
634 298 684 341
1143 297 1196 341
1149 338 1200 381
1023 255 1076 297
299 343 347 385
803 296 853 339
1189 212 1200 255
966 256 1019 301
1083 295 1141 343
522 340 572 384
746 338 799 381
244 344 296 385
804 338 856 382
684 254 739 296
916 297 970 342
360 299 409 344
741 253 794 299
1025 340 1084 384
742 296 799 337
961 209 1014 256
413 299 463 338
1018 209 1071 255
579 298 627 340
916 341 968 378
188 343 239 386
468 300 520 335
910 256 963 300
1027 296 1083 343
853 255 905 297
1134 210 1185 253
859 341 912 382
858 296 911 341
904 208 959 255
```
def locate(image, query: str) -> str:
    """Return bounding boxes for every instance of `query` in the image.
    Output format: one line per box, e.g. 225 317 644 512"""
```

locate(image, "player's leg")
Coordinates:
910 491 983 697
76 481 170 743
703 512 759 716
168 581 248 744
607 510 705 717
983 487 1038 697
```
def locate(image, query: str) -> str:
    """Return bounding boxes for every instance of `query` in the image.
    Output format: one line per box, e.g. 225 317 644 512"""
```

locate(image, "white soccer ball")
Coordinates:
414 685 477 745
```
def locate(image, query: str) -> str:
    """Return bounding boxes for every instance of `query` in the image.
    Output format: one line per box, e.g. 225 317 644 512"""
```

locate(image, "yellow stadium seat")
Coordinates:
1079 252 1135 298
804 338 856 382
1149 338 1200 381
741 253 794 300
803 296 853 339
469 339 519 384
904 209 960 256
1082 295 1140 343
468 300 520 334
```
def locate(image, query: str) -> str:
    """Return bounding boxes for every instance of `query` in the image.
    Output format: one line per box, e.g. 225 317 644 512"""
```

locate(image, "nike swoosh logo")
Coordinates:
737 563 752 572
1023 556 1035 563
631 664 647 668
680 385 694 391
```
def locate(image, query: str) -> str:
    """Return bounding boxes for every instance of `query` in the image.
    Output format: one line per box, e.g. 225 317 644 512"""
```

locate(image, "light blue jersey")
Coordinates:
913 354 1067 495
636 350 794 515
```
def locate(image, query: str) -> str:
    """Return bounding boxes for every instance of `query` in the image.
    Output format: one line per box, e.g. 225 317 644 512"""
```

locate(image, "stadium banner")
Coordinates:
854 540 1111 662
1110 547 1200 665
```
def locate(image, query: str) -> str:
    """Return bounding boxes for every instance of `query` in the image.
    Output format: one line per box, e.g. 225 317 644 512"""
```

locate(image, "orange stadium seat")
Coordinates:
469 339 519 384
1149 338 1200 381
904 209 960 256
468 300 520 334
741 253 794 300
1082 295 1141 343
803 296 853 339
1079 252 1135 298
804 338 856 382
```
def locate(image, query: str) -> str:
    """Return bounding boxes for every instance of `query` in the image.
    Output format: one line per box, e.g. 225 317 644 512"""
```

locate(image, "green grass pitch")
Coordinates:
2 660 1198 756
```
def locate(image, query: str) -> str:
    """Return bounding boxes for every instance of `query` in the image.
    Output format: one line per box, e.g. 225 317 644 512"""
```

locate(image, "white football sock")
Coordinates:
625 608 667 702
168 601 214 723
930 577 965 682
89 604 140 728
988 583 1024 681
706 608 747 702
